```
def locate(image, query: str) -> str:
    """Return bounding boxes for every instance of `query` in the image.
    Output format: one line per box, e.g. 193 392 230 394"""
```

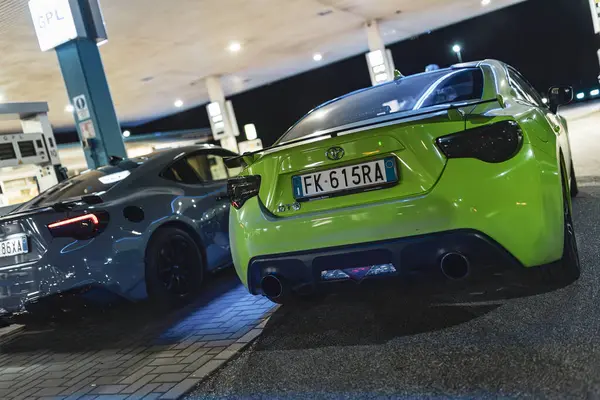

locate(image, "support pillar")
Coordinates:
206 76 226 104
28 0 126 169
364 20 396 86
590 0 600 34
205 76 240 153
56 38 127 168
365 20 385 52
591 0 600 75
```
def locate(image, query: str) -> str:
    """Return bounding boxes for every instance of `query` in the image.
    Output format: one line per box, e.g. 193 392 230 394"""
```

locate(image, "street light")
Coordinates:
452 44 463 63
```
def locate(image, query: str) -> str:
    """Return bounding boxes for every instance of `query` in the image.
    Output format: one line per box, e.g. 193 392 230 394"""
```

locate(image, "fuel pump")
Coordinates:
0 102 66 207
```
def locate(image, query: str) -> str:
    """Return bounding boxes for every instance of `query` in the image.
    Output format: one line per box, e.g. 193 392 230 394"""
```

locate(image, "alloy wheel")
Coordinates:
156 234 195 297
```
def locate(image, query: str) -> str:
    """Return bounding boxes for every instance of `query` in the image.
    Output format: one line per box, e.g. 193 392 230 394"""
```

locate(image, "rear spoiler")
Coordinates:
0 195 104 222
51 194 104 211
224 97 502 168
0 206 56 223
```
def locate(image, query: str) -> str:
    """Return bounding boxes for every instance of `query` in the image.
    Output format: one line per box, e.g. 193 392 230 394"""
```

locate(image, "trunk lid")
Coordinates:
0 207 69 269
251 110 466 216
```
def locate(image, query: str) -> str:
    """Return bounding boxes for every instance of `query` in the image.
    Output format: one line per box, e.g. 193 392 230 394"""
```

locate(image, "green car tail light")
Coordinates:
228 175 261 209
436 120 523 163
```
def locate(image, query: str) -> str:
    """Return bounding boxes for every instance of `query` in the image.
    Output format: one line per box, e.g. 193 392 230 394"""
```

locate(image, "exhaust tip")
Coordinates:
261 275 283 299
440 252 470 280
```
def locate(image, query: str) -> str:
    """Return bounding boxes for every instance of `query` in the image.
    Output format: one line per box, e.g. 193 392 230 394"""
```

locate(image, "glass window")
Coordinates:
162 158 201 184
278 68 484 143
508 75 529 102
161 151 238 184
186 154 230 181
508 68 546 108
18 156 151 210
417 69 484 109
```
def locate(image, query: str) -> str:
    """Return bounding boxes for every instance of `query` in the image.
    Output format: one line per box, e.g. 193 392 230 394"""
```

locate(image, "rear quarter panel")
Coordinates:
467 99 563 266
91 182 231 299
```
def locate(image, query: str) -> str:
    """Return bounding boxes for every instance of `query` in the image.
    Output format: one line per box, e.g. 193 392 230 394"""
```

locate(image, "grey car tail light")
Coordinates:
47 211 109 240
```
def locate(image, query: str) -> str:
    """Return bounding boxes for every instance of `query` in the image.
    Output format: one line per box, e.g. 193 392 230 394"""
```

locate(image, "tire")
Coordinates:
145 227 204 308
570 162 579 198
544 164 581 286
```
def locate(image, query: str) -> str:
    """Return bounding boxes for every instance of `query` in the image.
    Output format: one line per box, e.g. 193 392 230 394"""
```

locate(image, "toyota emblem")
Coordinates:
326 146 345 161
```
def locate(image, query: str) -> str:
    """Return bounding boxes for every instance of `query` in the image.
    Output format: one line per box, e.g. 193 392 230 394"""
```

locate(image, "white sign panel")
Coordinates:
73 94 90 121
29 0 80 52
207 101 227 140
365 49 395 86
244 124 257 141
79 120 96 139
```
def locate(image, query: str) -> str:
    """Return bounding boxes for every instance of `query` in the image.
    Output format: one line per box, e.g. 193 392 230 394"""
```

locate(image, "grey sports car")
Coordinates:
0 144 238 317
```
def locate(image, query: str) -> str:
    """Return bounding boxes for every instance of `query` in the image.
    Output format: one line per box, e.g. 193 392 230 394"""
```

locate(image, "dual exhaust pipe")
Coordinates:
260 252 470 297
261 274 285 299
439 252 470 280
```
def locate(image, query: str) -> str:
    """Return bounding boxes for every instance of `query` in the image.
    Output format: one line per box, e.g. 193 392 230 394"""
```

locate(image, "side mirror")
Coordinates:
547 86 573 113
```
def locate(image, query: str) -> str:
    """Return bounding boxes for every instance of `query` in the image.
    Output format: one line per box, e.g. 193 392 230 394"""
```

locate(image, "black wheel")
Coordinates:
570 162 579 198
145 227 204 308
544 164 580 286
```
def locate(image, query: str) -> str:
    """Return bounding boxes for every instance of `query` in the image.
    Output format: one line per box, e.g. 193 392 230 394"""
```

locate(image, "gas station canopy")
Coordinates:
0 0 524 132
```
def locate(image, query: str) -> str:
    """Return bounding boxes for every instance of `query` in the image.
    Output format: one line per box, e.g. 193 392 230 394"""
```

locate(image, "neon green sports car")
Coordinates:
226 59 580 304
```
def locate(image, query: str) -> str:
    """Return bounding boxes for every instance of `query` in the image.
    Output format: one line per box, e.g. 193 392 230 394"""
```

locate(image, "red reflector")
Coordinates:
48 214 99 229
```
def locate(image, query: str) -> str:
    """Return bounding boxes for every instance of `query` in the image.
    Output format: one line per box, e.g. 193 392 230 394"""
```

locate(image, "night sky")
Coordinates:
61 0 600 146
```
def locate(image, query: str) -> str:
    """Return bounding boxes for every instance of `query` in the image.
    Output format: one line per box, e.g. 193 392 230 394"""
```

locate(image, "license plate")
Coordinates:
0 236 29 258
293 157 398 200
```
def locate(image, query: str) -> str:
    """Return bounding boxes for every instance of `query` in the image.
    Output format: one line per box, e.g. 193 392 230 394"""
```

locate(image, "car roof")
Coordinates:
147 144 235 161
128 144 235 173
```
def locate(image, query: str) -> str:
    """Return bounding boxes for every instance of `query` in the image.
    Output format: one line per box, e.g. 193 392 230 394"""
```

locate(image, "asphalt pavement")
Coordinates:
185 106 600 400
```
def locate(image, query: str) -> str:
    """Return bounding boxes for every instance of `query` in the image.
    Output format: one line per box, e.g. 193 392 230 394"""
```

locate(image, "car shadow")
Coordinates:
256 289 502 351
0 268 242 355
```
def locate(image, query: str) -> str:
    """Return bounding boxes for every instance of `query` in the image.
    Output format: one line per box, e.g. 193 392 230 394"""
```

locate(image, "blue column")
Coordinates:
55 37 126 169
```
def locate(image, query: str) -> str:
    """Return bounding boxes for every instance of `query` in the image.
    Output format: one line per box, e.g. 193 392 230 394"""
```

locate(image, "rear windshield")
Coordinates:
278 68 484 143
20 157 149 210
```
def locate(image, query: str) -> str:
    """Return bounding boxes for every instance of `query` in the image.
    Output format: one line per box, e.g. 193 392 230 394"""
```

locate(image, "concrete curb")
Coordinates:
0 324 24 343
161 305 280 400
